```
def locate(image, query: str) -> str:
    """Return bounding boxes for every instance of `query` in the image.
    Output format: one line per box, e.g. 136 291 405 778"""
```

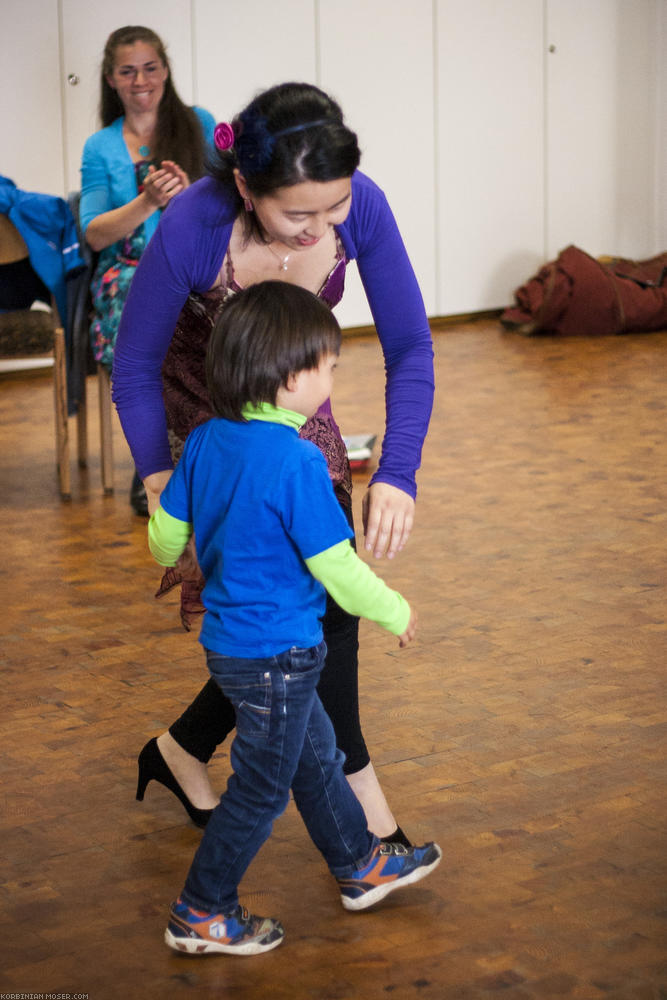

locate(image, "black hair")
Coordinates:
100 25 207 180
210 82 361 236
206 281 341 421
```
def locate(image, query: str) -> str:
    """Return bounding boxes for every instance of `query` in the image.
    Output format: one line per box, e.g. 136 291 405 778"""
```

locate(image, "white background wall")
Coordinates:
659 0 667 250
1 0 665 326
436 0 546 314
545 0 659 258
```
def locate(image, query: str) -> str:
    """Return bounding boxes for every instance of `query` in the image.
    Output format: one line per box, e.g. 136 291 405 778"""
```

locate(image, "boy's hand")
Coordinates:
398 607 417 647
177 536 201 581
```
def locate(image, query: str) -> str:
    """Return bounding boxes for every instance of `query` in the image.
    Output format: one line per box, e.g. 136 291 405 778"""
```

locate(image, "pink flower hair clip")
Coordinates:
214 122 235 151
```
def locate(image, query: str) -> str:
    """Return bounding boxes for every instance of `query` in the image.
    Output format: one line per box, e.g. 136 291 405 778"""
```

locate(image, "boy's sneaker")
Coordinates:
337 841 442 911
165 898 284 955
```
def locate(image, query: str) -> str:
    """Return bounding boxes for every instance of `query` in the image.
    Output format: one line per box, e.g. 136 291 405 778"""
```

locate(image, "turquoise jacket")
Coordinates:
79 107 216 242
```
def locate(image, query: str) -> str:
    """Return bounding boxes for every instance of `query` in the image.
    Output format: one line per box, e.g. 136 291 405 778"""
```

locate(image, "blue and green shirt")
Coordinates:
149 403 409 658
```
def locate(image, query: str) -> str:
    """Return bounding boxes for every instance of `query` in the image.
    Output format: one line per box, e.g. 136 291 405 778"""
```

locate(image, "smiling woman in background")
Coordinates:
79 25 215 513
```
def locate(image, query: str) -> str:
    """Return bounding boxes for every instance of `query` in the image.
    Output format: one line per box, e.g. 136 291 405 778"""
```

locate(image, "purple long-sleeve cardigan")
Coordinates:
113 169 434 499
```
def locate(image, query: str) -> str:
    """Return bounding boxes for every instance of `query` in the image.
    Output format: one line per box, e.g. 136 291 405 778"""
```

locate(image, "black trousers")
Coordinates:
169 502 370 776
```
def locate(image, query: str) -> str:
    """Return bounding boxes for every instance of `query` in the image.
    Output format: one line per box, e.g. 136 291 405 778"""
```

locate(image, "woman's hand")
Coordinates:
85 161 191 251
160 160 190 190
143 161 189 208
361 482 415 560
144 470 172 516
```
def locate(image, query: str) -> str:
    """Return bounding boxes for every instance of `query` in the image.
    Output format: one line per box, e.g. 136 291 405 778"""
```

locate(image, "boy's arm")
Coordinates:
148 506 193 566
305 539 413 640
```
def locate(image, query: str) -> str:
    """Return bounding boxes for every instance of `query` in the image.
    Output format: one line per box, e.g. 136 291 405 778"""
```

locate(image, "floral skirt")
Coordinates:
90 251 140 371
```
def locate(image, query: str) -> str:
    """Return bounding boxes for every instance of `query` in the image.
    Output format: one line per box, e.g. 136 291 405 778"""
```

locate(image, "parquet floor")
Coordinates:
1 320 665 1000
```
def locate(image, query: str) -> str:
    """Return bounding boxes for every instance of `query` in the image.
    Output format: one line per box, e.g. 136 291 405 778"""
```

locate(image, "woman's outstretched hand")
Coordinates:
362 482 415 560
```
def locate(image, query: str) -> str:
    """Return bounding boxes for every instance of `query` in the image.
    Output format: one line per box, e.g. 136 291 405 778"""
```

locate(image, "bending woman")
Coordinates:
113 82 434 842
79 24 215 513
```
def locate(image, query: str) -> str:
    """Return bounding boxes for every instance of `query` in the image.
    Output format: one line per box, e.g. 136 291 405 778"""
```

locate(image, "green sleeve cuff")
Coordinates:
306 540 410 636
148 506 193 566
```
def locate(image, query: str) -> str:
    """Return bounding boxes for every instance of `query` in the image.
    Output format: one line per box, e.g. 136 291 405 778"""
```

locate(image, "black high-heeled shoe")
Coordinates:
136 737 214 829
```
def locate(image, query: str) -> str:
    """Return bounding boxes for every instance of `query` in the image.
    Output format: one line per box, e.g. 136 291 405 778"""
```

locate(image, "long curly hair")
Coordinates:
99 25 207 180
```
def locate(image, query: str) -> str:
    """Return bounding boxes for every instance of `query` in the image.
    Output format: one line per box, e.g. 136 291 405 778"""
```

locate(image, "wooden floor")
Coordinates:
1 320 666 999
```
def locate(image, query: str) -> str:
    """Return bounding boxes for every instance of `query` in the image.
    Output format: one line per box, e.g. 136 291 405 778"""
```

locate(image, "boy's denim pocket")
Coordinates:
283 641 327 679
207 656 273 740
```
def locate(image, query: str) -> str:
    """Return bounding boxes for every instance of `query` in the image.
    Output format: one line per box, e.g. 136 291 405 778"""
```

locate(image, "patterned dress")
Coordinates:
89 162 152 370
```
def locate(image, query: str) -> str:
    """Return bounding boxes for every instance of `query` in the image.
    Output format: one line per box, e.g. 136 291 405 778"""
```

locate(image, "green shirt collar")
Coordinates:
241 401 306 431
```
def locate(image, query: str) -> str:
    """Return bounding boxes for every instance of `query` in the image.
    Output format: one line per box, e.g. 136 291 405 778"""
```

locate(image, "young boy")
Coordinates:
148 281 441 956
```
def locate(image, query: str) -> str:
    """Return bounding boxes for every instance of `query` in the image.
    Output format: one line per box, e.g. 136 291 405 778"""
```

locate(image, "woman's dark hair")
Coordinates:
206 281 341 421
211 82 361 234
100 25 207 180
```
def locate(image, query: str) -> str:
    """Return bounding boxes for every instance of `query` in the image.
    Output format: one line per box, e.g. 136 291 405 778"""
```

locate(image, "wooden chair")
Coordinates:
0 213 88 500
0 302 87 502
66 192 114 497
53 313 86 500
41 309 113 499
2 196 116 500
97 361 114 495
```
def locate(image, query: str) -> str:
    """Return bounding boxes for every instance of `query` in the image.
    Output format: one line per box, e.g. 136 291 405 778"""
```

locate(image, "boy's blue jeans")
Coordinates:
181 642 377 913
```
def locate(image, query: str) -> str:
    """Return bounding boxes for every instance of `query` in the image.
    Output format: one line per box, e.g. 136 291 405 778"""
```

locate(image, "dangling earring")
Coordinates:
244 198 253 213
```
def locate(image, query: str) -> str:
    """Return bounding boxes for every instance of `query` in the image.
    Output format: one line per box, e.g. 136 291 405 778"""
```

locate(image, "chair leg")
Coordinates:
77 373 88 469
53 326 71 501
97 363 114 495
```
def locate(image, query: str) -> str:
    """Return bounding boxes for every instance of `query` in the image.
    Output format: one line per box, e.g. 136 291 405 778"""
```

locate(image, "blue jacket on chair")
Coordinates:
0 175 85 328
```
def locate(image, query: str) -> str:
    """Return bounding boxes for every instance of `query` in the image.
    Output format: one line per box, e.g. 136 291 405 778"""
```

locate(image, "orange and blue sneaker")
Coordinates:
337 841 442 911
165 898 284 955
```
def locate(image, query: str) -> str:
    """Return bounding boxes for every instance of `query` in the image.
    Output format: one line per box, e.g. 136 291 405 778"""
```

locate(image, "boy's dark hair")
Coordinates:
206 282 341 421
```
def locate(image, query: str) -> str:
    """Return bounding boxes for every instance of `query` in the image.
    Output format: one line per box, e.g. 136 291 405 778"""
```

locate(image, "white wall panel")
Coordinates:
193 0 317 125
318 0 436 328
1 0 65 195
658 0 667 251
546 0 658 259
436 0 544 314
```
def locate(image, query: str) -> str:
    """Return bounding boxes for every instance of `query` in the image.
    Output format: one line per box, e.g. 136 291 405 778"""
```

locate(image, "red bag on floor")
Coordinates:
501 245 667 336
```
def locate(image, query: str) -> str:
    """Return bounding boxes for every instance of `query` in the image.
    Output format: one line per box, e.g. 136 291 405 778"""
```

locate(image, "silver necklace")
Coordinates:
266 242 290 271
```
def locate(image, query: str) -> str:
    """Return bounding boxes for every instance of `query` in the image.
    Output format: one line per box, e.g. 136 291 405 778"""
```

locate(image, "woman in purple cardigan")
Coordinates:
113 82 434 844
